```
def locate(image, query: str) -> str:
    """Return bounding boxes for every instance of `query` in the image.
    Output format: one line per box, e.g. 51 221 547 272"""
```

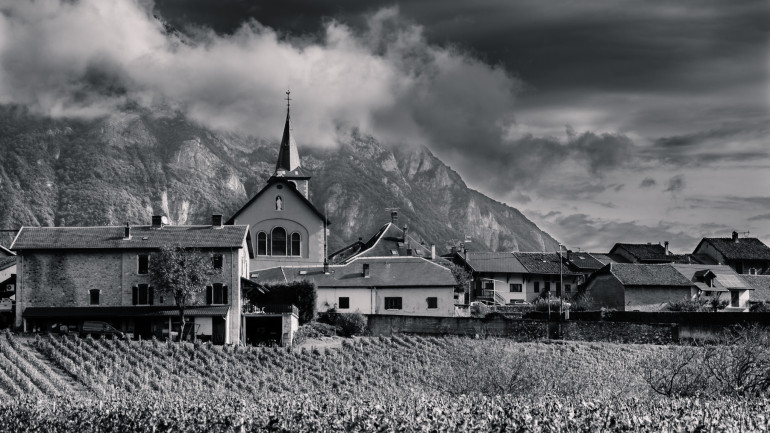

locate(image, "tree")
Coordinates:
149 245 218 341
448 263 472 294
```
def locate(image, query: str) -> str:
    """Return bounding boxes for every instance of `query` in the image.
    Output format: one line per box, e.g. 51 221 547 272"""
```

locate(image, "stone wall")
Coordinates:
367 315 676 344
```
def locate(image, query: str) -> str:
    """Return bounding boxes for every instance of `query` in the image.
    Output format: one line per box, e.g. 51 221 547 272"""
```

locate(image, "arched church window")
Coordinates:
257 232 267 256
271 227 287 256
290 233 301 256
275 196 283 211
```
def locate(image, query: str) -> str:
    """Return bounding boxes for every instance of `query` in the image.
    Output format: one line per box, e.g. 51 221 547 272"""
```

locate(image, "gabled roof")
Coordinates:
225 177 328 225
670 264 750 290
0 245 15 257
257 257 456 288
589 253 625 265
11 225 252 255
459 252 526 273
695 237 770 261
609 243 671 262
514 252 582 276
568 252 604 271
606 263 693 287
329 222 428 264
742 275 770 301
0 256 15 272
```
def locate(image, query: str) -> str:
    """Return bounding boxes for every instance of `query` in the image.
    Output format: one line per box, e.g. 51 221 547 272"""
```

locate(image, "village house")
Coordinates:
451 251 582 305
692 232 770 275
226 94 328 271
670 264 753 311
253 257 457 317
10 215 252 344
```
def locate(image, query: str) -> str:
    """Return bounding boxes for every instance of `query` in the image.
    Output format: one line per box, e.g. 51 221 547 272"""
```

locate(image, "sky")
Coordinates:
0 0 768 252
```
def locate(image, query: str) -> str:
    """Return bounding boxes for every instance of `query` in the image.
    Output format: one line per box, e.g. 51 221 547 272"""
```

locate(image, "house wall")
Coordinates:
694 242 726 267
0 263 16 286
584 275 626 310
231 182 324 271
523 274 581 302
15 246 248 344
475 272 581 303
317 288 373 314
375 287 454 317
625 286 695 311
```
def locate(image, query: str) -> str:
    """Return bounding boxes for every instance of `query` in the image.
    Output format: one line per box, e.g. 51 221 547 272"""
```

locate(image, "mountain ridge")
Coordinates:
0 105 559 253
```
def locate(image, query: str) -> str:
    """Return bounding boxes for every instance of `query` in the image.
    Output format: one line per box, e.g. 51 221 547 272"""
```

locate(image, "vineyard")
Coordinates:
0 332 767 431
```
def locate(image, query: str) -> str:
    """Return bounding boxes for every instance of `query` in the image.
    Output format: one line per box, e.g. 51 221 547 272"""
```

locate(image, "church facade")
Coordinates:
227 95 328 271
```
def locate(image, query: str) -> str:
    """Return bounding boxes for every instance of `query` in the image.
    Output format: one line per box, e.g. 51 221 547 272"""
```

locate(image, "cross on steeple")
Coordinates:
285 90 291 110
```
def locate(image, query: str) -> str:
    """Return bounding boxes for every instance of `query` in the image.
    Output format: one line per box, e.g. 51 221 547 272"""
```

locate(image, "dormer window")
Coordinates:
749 268 758 275
276 196 283 211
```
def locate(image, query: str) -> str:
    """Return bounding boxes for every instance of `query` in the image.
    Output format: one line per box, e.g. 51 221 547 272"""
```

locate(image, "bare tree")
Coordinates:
149 245 217 341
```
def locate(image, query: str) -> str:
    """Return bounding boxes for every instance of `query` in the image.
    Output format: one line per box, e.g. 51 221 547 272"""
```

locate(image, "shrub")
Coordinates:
334 313 368 337
244 280 317 324
750 301 770 312
568 293 594 312
533 298 564 312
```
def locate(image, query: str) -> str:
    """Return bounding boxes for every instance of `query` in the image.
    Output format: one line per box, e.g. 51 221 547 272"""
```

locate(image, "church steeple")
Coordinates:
272 90 311 199
275 90 301 175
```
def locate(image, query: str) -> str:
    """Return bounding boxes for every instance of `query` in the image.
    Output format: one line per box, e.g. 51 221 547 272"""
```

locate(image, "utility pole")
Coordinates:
559 244 564 319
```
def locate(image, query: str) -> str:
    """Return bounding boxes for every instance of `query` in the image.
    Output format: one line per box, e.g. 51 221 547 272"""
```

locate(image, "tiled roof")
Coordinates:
0 245 14 257
260 257 456 288
568 252 604 270
11 225 250 251
670 264 749 289
514 252 582 276
698 238 770 261
590 253 625 265
250 267 287 283
609 263 693 287
742 275 770 301
461 252 526 273
610 243 671 262
330 223 430 264
22 306 229 318
0 257 15 272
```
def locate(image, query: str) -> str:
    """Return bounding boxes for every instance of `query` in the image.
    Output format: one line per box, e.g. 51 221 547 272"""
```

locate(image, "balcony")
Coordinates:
242 304 298 316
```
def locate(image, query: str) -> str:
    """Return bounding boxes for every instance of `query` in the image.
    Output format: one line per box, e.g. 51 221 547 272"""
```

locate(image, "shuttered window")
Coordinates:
133 284 154 305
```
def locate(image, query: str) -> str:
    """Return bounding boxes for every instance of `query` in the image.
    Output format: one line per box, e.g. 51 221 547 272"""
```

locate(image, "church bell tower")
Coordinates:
273 90 310 199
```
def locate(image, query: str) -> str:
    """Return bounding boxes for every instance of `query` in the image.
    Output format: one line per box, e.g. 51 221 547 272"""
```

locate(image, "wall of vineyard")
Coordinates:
367 315 676 344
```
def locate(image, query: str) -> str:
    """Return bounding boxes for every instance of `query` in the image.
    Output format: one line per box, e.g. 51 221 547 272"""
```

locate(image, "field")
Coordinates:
0 332 768 431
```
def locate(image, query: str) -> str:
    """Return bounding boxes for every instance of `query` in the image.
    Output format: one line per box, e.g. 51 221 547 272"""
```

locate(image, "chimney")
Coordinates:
450 246 457 255
566 249 572 262
124 222 131 240
406 247 413 256
212 214 223 228
431 244 436 260
151 215 164 229
664 241 669 255
403 224 408 243
391 211 398 224
732 231 739 242
363 263 370 278
324 259 329 274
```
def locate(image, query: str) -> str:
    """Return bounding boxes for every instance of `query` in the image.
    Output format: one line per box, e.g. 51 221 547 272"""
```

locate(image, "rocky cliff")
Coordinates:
0 105 558 252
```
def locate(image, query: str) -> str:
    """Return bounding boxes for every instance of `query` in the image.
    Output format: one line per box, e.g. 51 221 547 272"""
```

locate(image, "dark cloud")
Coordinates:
639 178 656 188
543 212 701 252
749 213 770 221
664 175 685 193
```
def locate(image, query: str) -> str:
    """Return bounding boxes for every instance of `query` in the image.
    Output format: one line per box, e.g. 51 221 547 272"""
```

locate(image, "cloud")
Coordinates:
664 175 685 193
748 213 770 221
639 177 656 188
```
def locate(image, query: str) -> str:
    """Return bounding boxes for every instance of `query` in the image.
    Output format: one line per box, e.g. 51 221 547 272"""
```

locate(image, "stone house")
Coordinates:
254 257 457 317
10 215 252 344
692 232 770 275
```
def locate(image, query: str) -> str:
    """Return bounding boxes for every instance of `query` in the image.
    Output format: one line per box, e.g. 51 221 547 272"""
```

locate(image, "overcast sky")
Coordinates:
1 0 768 252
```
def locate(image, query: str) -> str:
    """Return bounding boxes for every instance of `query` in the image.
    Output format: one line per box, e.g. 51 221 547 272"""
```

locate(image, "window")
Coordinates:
339 297 350 309
384 297 402 310
137 254 149 274
290 233 301 256
271 227 287 256
544 282 551 293
731 290 739 307
275 196 283 211
749 268 758 276
257 232 267 256
427 297 438 309
534 281 540 293
207 283 228 305
212 254 223 271
133 284 154 305
363 263 370 278
89 289 100 305
484 281 494 292
565 284 571 293
510 283 522 293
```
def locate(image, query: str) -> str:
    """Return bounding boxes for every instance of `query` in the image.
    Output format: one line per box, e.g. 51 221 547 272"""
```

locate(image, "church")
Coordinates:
226 93 328 271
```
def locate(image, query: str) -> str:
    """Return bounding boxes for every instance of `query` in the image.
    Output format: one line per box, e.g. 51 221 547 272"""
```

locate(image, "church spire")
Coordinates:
275 90 301 175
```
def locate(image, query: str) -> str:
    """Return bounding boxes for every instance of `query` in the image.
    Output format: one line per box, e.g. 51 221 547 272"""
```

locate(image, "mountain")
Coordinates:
0 105 559 253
